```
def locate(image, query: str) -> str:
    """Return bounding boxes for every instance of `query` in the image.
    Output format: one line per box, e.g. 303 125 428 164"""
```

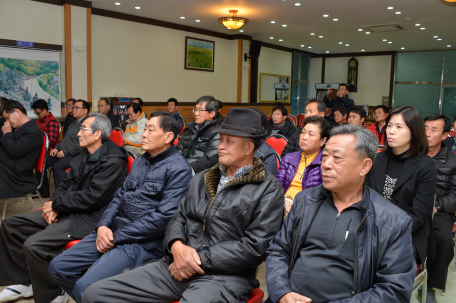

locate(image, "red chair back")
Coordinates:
297 113 305 128
288 115 297 127
109 128 124 147
36 132 48 173
128 156 134 174
265 135 288 156
173 138 179 146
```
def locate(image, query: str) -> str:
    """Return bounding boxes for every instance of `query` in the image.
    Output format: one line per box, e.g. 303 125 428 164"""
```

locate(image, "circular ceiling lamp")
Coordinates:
218 10 249 29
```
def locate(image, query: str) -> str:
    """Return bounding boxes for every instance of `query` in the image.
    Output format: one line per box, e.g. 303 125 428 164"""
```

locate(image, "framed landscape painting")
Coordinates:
185 37 215 72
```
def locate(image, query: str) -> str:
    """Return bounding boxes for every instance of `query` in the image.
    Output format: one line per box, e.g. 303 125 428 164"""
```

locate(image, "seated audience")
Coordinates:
32 99 60 148
266 125 416 303
38 99 90 197
167 97 183 128
333 106 348 127
422 115 456 302
132 97 147 119
124 102 148 157
366 105 389 146
176 95 220 173
216 99 225 124
0 100 42 200
276 116 330 216
323 83 355 125
347 106 366 127
281 99 326 158
62 98 76 138
81 108 284 303
97 98 120 129
266 104 295 140
0 113 128 303
366 106 436 265
49 112 193 303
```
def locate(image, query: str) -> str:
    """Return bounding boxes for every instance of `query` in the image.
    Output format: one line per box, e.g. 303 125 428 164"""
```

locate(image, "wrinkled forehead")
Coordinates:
325 134 356 152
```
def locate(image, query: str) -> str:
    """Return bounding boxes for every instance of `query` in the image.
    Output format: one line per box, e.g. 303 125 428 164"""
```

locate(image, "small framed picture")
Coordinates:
185 37 215 72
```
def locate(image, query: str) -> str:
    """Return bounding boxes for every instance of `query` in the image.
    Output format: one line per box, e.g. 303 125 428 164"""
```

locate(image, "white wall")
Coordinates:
324 55 392 106
91 15 238 103
257 47 292 102
71 5 88 101
309 57 322 99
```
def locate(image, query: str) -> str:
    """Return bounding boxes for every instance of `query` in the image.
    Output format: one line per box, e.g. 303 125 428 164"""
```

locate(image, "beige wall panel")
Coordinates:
257 47 292 101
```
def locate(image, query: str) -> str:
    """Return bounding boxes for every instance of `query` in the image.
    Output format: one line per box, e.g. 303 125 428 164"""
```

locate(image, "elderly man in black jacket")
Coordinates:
423 115 456 302
0 100 43 201
82 108 284 303
0 113 128 303
266 125 415 303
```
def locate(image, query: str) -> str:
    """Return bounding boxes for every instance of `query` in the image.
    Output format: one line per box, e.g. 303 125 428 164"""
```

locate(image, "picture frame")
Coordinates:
185 36 215 72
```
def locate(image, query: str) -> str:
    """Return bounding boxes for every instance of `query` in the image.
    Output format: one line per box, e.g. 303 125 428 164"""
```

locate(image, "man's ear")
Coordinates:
359 158 373 177
210 111 216 119
165 132 175 145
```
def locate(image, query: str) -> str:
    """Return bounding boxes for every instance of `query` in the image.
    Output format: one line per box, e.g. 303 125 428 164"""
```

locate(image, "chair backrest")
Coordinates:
173 138 179 146
297 113 305 128
265 135 288 155
109 127 124 147
128 156 134 174
288 115 297 127
36 132 48 173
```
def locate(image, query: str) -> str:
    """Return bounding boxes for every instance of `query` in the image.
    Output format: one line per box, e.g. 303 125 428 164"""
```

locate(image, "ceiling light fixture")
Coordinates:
433 36 438 38
448 45 452 47
437 38 442 40
310 33 315 35
135 6 140 9
196 20 200 22
339 42 343 44
420 27 425 30
180 16 185 19
358 29 363 31
387 7 394 9
270 37 274 39
279 39 283 41
401 47 405 49
308 46 312 48
319 36 323 38
323 14 329 17
271 21 276 24
383 39 387 41
218 10 248 29
301 45 305 47
333 18 338 21
239 30 244 32
395 12 401 14
415 24 421 26
115 2 121 5
361 49 365 51
345 44 349 46
326 51 329 53
388 41 392 44
366 32 371 34
282 24 287 27
295 3 301 6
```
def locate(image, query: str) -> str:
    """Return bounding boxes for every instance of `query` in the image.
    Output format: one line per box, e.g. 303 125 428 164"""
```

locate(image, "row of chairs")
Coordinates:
266 114 305 129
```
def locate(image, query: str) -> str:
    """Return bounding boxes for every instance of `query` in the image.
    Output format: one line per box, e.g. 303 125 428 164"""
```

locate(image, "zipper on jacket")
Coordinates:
289 197 305 277
342 219 352 248
352 213 369 296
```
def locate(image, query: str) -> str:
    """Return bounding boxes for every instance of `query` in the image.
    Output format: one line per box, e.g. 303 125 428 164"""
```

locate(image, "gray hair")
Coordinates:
306 98 326 114
329 124 379 163
88 113 112 142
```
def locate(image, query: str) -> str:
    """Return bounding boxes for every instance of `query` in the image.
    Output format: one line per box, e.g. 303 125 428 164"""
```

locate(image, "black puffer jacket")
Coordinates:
281 127 301 158
432 142 456 215
266 118 296 141
176 119 220 173
51 140 128 238
163 158 284 279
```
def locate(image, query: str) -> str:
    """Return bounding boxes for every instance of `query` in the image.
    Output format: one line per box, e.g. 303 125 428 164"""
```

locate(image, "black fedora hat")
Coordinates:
212 108 267 138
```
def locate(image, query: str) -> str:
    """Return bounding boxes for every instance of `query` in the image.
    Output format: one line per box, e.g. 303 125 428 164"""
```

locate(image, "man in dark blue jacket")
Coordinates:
48 112 193 303
323 83 355 126
265 125 416 303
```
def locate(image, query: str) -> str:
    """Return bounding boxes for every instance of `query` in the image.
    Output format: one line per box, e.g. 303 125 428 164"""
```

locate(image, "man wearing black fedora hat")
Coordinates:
82 108 285 303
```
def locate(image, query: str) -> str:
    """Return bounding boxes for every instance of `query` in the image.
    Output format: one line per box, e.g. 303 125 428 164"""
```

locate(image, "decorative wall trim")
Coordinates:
312 51 396 58
64 4 72 101
32 0 92 8
0 38 62 51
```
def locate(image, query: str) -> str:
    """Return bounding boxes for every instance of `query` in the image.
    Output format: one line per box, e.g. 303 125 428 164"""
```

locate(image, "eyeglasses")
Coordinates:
34 110 42 116
97 104 107 108
79 126 95 132
192 108 209 113
73 106 84 110
4 111 14 119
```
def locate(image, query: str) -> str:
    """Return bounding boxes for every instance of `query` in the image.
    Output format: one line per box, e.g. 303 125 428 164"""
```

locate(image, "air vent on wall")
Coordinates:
360 23 406 32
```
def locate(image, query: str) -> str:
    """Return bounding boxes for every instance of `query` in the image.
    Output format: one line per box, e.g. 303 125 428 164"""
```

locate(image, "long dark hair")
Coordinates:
384 105 428 158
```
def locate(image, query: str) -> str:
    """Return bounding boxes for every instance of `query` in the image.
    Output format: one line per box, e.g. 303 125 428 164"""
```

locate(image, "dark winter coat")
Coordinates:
55 115 88 156
97 146 193 255
51 140 128 238
276 150 323 193
323 94 355 125
176 119 220 173
266 185 415 303
266 118 296 141
255 141 279 175
63 113 76 138
366 151 437 263
0 120 43 199
281 127 301 158
431 142 456 216
163 158 284 279
105 110 120 129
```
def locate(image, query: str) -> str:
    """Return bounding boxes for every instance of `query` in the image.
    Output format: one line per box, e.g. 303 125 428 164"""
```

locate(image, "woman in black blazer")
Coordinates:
366 106 436 264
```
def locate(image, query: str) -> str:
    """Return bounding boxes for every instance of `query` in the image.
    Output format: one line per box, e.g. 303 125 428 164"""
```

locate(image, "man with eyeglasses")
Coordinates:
0 100 43 201
176 95 220 173
97 98 119 129
0 113 128 303
37 99 90 198
32 99 60 149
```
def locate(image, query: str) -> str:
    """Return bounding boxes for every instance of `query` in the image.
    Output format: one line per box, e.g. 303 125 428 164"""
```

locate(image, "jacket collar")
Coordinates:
204 157 266 203
38 112 56 124
141 145 177 164
432 142 448 161
288 149 323 168
322 183 370 213
188 119 216 133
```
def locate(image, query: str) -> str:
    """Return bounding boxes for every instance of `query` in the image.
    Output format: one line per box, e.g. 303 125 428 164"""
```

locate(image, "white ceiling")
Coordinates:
90 0 456 54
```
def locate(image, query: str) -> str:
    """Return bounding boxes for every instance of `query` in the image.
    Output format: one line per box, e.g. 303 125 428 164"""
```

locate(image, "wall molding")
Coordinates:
0 38 62 51
313 51 396 58
32 0 92 8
